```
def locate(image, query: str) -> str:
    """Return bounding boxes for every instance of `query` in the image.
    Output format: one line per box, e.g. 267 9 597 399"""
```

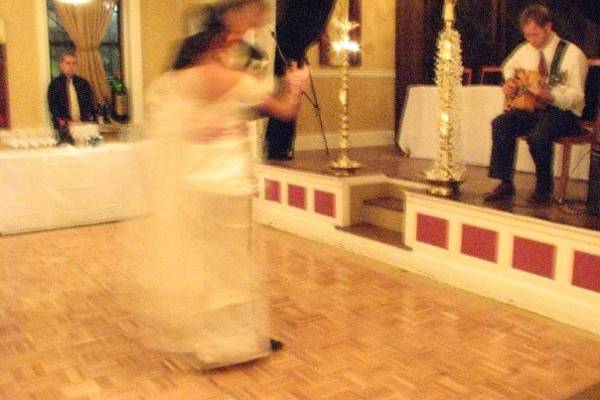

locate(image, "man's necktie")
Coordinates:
67 78 81 122
538 51 548 77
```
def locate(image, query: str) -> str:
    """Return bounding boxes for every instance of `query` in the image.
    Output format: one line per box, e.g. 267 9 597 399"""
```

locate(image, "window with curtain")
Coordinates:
47 0 122 81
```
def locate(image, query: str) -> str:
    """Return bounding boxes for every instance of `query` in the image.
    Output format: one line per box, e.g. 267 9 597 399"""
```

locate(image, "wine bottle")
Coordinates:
109 77 129 123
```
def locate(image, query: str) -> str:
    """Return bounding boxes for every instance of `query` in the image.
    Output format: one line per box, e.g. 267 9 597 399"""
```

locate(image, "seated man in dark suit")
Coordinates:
484 5 588 205
47 51 96 143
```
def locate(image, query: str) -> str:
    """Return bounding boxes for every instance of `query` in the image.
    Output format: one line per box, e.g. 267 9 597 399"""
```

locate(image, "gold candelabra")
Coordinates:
330 18 361 174
424 0 466 196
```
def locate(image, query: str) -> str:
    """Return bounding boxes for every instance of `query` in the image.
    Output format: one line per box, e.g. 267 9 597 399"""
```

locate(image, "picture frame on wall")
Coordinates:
319 0 361 67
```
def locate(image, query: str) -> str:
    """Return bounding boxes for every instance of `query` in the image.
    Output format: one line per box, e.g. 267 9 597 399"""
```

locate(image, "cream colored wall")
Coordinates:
297 0 396 136
140 0 188 89
296 75 395 135
0 0 46 127
1 0 396 134
0 17 5 43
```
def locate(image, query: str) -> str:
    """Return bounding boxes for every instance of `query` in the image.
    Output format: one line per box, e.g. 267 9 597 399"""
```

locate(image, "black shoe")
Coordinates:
268 155 293 161
270 338 284 352
484 182 515 202
527 191 553 206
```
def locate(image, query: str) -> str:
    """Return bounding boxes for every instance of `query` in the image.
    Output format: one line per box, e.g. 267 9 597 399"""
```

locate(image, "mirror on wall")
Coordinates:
0 18 8 128
319 0 361 66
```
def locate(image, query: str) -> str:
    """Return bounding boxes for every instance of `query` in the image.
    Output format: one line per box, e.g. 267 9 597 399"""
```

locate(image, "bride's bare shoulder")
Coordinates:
186 65 246 99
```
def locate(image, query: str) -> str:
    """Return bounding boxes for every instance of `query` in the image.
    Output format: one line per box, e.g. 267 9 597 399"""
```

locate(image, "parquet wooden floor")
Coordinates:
1 222 600 400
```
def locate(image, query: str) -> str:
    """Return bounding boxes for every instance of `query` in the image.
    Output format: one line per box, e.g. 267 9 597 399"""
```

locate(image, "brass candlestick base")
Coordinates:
330 154 361 172
330 135 361 173
425 178 464 197
425 162 465 197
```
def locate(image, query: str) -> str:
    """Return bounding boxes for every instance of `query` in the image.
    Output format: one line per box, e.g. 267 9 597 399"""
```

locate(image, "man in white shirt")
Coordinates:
484 5 589 205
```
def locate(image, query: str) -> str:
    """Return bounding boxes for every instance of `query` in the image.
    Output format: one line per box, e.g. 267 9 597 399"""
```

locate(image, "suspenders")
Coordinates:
548 40 568 86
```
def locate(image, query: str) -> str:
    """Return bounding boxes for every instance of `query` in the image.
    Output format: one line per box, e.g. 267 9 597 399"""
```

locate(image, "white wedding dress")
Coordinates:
117 68 272 369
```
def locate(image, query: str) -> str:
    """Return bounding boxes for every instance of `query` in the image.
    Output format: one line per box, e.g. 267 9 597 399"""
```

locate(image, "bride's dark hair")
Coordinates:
172 0 265 70
172 7 223 70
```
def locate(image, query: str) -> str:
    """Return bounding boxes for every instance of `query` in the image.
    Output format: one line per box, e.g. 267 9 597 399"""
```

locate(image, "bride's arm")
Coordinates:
258 67 309 121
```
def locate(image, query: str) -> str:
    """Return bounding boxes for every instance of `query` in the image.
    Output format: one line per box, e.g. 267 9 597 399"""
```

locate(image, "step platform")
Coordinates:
253 146 600 335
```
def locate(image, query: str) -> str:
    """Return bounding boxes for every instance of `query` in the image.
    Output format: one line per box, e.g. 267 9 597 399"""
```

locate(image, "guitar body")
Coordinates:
504 69 547 112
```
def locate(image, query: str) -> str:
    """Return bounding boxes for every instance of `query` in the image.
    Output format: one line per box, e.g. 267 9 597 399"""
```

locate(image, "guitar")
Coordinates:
504 69 547 112
504 68 567 112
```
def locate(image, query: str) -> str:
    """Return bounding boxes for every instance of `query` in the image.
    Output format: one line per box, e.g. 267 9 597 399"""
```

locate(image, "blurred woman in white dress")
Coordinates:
117 0 308 370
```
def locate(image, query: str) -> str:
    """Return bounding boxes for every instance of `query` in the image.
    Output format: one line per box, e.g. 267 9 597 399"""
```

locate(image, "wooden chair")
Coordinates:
554 59 600 203
517 118 596 205
480 65 503 85
553 118 597 204
462 67 473 85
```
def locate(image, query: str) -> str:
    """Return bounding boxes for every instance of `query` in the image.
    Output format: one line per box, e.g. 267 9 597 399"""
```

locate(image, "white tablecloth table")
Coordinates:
0 142 149 235
397 85 590 180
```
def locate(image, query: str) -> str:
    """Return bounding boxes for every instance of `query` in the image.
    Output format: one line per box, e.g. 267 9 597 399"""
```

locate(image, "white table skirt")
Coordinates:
0 142 150 235
397 85 590 180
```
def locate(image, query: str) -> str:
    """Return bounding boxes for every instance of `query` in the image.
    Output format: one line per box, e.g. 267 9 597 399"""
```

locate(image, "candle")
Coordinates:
443 0 455 22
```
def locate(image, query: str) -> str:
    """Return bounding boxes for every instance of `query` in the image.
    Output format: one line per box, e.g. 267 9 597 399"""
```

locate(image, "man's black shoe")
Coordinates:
270 338 284 352
268 154 293 161
527 191 553 206
484 182 515 202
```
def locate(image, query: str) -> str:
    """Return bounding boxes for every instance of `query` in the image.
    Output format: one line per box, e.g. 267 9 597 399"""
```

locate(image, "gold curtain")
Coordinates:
53 0 116 103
